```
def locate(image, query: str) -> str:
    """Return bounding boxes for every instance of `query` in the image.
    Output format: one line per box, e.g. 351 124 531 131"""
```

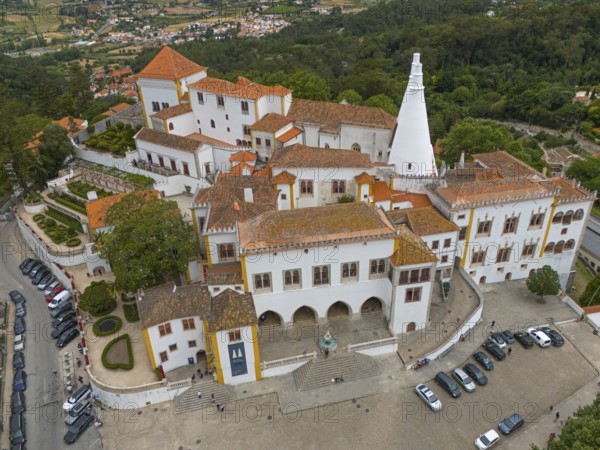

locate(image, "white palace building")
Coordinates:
75 47 596 384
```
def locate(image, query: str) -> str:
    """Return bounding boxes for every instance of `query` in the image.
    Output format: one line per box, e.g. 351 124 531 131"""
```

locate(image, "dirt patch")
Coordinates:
105 337 128 364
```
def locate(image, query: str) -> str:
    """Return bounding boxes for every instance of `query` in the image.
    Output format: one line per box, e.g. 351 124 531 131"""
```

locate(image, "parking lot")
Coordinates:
99 322 598 450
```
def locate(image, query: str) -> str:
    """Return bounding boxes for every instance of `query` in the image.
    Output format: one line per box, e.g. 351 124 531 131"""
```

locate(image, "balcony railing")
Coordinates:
135 160 179 177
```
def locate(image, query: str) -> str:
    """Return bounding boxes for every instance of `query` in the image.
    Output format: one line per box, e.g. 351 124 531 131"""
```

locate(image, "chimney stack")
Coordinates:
244 187 254 203
542 167 547 177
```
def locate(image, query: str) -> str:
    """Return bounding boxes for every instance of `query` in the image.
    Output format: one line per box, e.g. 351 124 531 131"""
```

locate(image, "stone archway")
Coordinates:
479 276 486 285
327 301 350 319
361 297 383 315
293 306 317 324
93 266 106 276
505 272 512 281
258 310 283 326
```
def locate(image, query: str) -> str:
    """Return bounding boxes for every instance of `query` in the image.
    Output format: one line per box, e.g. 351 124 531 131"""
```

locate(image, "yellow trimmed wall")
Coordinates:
210 333 224 384
460 208 475 269
252 325 262 381
143 329 157 369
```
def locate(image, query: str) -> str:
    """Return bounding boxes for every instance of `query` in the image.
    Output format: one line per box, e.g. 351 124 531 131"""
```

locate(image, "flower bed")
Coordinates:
68 180 114 200
92 315 123 337
46 207 84 233
33 212 83 245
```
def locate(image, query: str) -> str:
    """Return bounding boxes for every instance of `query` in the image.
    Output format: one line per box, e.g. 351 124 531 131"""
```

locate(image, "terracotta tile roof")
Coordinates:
24 131 43 152
389 225 437 266
473 151 542 181
269 144 372 168
277 127 302 143
272 171 297 184
137 46 206 80
138 283 211 329
230 151 257 163
151 103 192 120
85 193 127 231
541 177 597 202
355 172 375 185
186 132 234 148
583 305 600 314
253 166 272 178
52 116 86 133
386 207 459 236
288 98 396 132
227 161 254 176
372 181 391 202
389 192 432 208
110 102 132 114
192 176 279 231
206 263 244 285
135 128 201 153
251 113 292 132
208 289 257 333
435 180 553 208
239 202 397 254
189 76 291 100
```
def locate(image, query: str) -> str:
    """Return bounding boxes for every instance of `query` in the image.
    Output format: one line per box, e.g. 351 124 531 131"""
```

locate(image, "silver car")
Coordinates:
415 383 442 411
452 368 476 393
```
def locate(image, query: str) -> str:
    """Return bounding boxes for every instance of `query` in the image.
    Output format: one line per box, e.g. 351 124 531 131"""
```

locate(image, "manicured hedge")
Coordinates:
48 193 87 214
123 303 139 323
33 214 45 222
46 207 84 233
101 334 134 370
65 237 82 247
92 315 123 337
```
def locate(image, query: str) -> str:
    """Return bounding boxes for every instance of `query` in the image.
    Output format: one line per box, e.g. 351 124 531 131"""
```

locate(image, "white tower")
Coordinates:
388 54 437 176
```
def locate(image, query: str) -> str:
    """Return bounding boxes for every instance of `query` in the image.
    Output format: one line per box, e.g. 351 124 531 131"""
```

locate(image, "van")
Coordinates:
527 327 551 348
10 412 26 445
49 290 72 310
63 385 92 412
435 371 462 398
65 399 92 425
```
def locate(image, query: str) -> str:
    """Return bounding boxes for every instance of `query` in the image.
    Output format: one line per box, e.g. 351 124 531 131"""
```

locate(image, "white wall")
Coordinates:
167 112 196 137
339 125 392 162
137 78 179 129
207 231 238 264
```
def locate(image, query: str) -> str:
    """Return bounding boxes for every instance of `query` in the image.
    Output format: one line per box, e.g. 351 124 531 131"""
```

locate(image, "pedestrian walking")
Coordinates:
192 373 196 382
507 347 512 356
491 320 496 328
52 369 58 376
549 405 554 413
67 385 73 394
220 405 225 412
555 412 560 422
78 376 84 384
199 371 203 379
197 391 202 399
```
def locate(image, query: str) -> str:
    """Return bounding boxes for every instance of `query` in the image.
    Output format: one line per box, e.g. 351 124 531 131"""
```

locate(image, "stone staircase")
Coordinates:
292 351 380 391
431 281 444 304
173 380 234 415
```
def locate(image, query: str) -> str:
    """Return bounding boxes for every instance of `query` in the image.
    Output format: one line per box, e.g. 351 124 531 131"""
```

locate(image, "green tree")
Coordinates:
566 158 600 205
526 265 561 303
98 190 196 293
335 89 362 105
363 94 398 116
78 281 117 316
579 274 600 307
33 124 74 184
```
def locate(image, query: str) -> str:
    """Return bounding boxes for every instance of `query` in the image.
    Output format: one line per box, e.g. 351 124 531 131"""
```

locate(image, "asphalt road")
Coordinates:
0 220 102 449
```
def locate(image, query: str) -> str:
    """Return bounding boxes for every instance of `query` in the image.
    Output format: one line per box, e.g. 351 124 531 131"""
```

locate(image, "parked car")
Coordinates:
56 328 80 348
527 327 551 348
498 413 524 435
21 259 41 275
44 280 61 296
483 340 506 361
9 412 26 446
452 368 476 393
539 326 565 347
13 351 25 370
514 331 534 349
14 334 25 352
14 317 25 335
63 413 93 444
32 268 50 285
51 318 78 339
489 333 507 349
13 370 27 392
15 303 26 318
49 301 74 319
473 351 494 371
434 372 462 398
474 429 500 450
500 330 515 344
415 383 442 411
18 258 33 271
11 391 25 415
52 310 76 327
48 290 72 310
9 290 26 304
28 263 46 279
63 385 92 412
463 363 488 386
45 285 65 302
37 274 55 290
65 399 92 426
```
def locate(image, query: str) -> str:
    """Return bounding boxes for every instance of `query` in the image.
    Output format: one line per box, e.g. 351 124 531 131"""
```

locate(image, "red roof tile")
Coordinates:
138 46 205 81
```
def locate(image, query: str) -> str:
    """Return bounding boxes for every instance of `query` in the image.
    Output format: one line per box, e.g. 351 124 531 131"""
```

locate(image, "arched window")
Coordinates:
562 211 574 225
564 239 575 250
552 212 563 224
554 241 565 254
544 242 555 253
573 209 584 221
168 123 174 131
351 143 361 152
254 273 271 291
210 120 215 128
236 139 242 146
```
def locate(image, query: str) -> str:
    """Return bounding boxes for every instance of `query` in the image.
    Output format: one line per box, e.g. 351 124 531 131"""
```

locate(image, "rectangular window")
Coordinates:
420 268 430 282
522 244 536 258
341 262 358 281
217 95 225 108
458 227 467 240
399 271 409 285
183 162 190 176
169 344 178 352
443 239 451 248
281 193 287 200
441 255 449 263
158 156 164 168
159 351 168 363
265 139 271 148
369 259 386 279
332 180 346 194
159 323 172 337
503 217 518 234
431 240 439 250
300 180 313 195
313 265 330 286
182 318 195 330
254 273 272 292
471 250 486 265
228 330 242 342
283 269 301 289
496 247 511 263
256 137 262 146
409 269 420 283
147 153 153 165
188 340 197 348
457 214 466 220
170 159 176 171
477 220 492 236
529 213 544 229
197 92 204 104
243 125 251 136
405 287 422 303
241 101 249 115
219 244 236 262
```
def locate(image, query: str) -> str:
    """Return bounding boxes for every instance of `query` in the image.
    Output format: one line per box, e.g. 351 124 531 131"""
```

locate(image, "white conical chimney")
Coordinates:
388 53 438 177
459 152 465 169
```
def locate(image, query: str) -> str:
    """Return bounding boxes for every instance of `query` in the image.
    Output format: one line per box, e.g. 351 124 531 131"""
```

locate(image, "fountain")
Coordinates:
318 328 338 351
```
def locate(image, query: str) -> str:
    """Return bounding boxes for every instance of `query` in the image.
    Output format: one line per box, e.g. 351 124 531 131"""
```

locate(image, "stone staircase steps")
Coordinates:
174 380 233 415
292 352 380 391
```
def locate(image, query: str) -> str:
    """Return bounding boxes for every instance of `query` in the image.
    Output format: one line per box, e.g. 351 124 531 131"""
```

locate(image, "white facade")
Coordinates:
213 327 259 385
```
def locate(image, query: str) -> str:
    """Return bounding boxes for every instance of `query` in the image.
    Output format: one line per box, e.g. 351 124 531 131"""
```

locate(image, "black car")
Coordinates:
514 331 535 349
51 318 78 339
13 351 25 370
473 351 494 370
57 329 80 348
63 413 94 444
498 413 524 435
13 370 27 392
28 262 46 278
50 301 74 319
21 260 41 275
483 340 506 361
14 317 25 335
32 268 50 285
52 311 77 328
9 412 25 446
18 258 33 271
8 290 26 304
539 326 565 347
11 391 25 414
37 273 55 290
463 363 488 386
500 330 515 344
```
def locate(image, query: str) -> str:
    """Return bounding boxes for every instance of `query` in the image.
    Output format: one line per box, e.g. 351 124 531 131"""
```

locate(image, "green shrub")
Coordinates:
45 218 57 227
78 281 117 316
154 367 163 381
92 315 123 336
337 195 355 203
67 228 78 238
65 237 81 247
101 334 134 370
123 303 139 322
33 214 45 222
46 207 84 232
26 192 43 204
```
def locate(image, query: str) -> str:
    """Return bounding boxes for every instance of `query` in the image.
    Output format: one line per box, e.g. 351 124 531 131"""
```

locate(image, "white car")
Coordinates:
14 334 25 352
475 429 499 449
415 383 442 411
527 327 551 348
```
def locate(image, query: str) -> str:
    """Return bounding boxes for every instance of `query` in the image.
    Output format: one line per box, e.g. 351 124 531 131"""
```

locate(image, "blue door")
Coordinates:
228 343 247 376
